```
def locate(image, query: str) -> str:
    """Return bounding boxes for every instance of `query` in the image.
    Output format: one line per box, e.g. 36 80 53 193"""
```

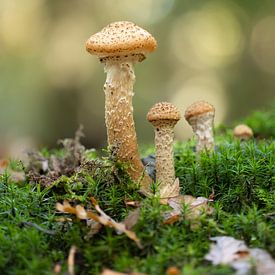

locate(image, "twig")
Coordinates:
68 245 77 275
20 221 56 235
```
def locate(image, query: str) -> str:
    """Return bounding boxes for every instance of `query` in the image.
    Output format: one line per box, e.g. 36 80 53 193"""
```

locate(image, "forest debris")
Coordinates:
68 245 77 275
85 220 102 240
20 221 56 235
123 208 140 230
56 199 142 248
26 126 85 187
205 236 275 275
163 195 214 226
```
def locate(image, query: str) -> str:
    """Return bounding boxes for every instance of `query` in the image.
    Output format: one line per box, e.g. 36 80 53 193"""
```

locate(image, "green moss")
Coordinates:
0 108 274 274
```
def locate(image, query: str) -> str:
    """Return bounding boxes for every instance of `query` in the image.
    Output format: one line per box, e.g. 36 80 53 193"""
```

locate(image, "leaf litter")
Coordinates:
26 126 85 187
56 198 142 248
205 236 275 275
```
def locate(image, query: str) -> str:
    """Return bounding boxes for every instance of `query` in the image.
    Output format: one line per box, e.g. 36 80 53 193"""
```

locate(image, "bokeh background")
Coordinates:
0 0 275 157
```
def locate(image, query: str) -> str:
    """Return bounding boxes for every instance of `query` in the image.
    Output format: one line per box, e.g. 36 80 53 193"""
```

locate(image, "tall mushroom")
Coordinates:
147 102 181 198
86 21 157 195
184 101 215 153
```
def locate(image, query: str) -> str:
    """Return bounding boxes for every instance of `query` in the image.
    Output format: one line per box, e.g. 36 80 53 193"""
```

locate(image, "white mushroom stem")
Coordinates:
153 121 177 193
102 58 152 194
188 112 214 153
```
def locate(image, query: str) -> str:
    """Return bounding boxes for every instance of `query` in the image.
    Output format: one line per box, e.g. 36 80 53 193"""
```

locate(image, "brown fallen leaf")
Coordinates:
56 199 142 248
205 236 275 275
163 195 214 227
123 208 140 230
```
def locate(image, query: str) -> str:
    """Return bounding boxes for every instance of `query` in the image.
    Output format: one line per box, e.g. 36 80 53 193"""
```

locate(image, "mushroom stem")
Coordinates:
147 102 180 198
153 122 177 188
103 59 152 194
189 113 214 153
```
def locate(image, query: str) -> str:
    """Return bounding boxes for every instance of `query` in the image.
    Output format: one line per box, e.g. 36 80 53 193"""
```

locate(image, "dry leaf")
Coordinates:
85 220 102 240
205 236 249 265
56 199 142 248
123 208 140 230
163 195 214 226
205 236 275 275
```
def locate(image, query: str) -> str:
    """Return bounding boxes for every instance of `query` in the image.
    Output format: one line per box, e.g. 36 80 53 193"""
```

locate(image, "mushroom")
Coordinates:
86 21 157 195
233 124 253 140
147 102 181 198
184 101 215 153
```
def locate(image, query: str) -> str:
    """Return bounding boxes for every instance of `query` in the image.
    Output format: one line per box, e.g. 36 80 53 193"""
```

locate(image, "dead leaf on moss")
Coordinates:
101 269 146 275
163 195 214 226
205 236 275 275
56 199 142 248
123 208 140 230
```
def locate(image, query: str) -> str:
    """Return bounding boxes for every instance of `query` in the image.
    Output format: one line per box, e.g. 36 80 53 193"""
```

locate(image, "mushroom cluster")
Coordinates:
86 22 222 200
86 21 157 195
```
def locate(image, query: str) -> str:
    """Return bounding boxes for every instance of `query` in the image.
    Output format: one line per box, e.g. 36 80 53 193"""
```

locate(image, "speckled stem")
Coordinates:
189 112 214 153
103 60 152 194
153 121 176 191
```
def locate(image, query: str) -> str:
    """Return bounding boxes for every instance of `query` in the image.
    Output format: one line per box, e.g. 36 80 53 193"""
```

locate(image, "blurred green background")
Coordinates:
0 0 275 158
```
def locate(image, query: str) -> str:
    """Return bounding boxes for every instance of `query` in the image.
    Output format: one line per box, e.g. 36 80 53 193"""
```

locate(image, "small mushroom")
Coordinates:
184 101 215 153
86 21 157 195
147 102 181 197
233 124 253 140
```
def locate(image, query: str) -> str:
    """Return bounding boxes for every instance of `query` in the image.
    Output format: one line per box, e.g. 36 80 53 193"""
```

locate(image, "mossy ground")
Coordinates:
0 107 274 275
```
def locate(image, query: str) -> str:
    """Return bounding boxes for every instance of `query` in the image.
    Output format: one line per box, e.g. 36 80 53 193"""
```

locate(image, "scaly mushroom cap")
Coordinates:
233 124 253 139
184 101 215 122
147 102 181 123
86 21 157 58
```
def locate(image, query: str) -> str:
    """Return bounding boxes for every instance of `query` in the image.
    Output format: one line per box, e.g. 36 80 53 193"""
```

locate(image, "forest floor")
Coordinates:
0 106 274 275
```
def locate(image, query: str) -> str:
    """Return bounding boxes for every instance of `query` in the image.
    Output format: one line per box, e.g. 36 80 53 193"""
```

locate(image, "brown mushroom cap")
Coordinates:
233 124 253 138
184 101 215 121
86 21 157 57
147 102 181 123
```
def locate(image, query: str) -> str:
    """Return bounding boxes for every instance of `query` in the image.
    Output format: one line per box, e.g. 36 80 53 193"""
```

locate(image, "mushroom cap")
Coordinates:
233 124 253 138
86 21 157 58
184 100 215 121
147 102 181 123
